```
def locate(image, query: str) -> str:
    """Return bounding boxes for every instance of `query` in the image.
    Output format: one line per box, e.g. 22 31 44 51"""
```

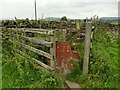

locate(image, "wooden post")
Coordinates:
83 22 92 74
50 30 56 70
0 27 1 89
34 0 37 20
22 29 28 54
86 17 88 22
53 31 56 69
62 29 66 42
0 27 2 48
11 29 16 54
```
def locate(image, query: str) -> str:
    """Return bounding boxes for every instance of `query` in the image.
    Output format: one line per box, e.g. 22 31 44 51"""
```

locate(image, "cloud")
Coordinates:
0 0 119 19
37 2 118 19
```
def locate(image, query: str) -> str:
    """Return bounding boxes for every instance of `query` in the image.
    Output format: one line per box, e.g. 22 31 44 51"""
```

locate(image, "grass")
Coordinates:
67 27 118 88
111 21 118 25
2 23 119 88
2 30 64 88
2 49 64 88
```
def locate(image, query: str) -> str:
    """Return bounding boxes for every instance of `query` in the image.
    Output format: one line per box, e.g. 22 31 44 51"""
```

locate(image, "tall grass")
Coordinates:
67 27 118 88
2 30 64 88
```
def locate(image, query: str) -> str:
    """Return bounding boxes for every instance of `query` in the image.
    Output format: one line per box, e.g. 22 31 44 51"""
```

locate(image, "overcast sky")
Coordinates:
0 0 119 20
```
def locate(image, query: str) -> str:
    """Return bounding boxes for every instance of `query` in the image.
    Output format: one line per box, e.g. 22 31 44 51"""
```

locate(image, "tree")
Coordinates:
61 16 67 21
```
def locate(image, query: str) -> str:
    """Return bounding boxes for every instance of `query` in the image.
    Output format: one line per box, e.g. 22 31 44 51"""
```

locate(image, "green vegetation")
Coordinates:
67 27 118 88
2 30 64 88
2 20 118 88
111 22 118 25
2 52 63 88
61 16 67 21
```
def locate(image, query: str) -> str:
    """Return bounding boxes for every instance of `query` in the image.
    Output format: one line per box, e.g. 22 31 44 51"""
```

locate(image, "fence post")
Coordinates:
22 29 26 53
0 27 2 88
50 30 56 70
83 22 92 74
62 29 66 42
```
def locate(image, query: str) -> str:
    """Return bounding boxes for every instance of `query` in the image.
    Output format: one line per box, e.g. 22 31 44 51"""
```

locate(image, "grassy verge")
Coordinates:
2 30 64 88
2 49 64 88
67 28 118 88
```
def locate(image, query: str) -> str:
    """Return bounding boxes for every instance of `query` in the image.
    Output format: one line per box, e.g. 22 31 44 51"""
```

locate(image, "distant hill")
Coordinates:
44 17 74 21
100 17 119 21
44 17 61 21
45 17 119 22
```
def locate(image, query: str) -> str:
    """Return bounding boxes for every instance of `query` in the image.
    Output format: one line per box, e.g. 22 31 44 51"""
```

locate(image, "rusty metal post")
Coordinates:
83 22 92 74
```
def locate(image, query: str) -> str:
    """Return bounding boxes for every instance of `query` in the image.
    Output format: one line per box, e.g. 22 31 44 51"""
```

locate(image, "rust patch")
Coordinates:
56 42 78 75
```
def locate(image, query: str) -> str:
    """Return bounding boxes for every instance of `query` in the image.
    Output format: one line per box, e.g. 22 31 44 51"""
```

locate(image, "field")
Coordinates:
1 19 119 88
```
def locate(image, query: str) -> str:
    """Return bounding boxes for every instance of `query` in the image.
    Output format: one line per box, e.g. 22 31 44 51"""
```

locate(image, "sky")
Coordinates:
0 0 119 20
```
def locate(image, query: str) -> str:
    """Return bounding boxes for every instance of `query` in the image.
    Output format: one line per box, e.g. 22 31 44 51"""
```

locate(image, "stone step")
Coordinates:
65 80 81 89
